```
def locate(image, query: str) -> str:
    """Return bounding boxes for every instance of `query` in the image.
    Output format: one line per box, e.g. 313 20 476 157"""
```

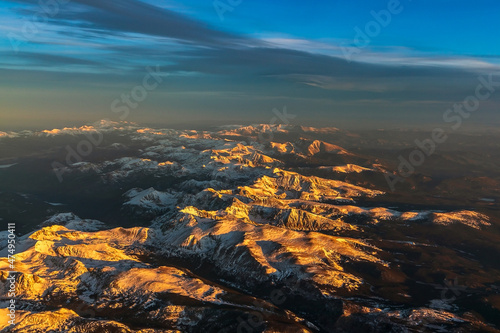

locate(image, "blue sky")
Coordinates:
0 0 499 130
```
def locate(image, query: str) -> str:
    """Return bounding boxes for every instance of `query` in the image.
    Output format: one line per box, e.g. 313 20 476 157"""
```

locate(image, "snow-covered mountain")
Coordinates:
0 122 499 332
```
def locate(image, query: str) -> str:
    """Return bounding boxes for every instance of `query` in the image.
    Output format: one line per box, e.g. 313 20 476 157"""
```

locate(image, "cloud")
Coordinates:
7 0 257 48
3 0 496 81
0 0 498 129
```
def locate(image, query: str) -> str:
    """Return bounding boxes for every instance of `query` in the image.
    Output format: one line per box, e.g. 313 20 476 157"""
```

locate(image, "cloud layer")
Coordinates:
0 0 498 129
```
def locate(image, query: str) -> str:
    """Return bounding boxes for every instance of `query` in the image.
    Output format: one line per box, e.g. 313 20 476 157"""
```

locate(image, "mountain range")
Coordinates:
1 121 499 332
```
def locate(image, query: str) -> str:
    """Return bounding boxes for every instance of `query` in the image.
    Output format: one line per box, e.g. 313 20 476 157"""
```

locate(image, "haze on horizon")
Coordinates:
0 0 499 131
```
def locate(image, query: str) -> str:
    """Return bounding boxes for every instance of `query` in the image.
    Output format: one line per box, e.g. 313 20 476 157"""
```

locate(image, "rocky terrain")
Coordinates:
1 121 499 332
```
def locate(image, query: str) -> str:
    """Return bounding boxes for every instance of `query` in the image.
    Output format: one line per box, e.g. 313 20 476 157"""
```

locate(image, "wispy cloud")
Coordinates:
0 0 498 129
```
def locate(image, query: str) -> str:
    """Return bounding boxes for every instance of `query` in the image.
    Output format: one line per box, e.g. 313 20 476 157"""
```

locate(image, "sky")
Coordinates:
0 0 499 130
